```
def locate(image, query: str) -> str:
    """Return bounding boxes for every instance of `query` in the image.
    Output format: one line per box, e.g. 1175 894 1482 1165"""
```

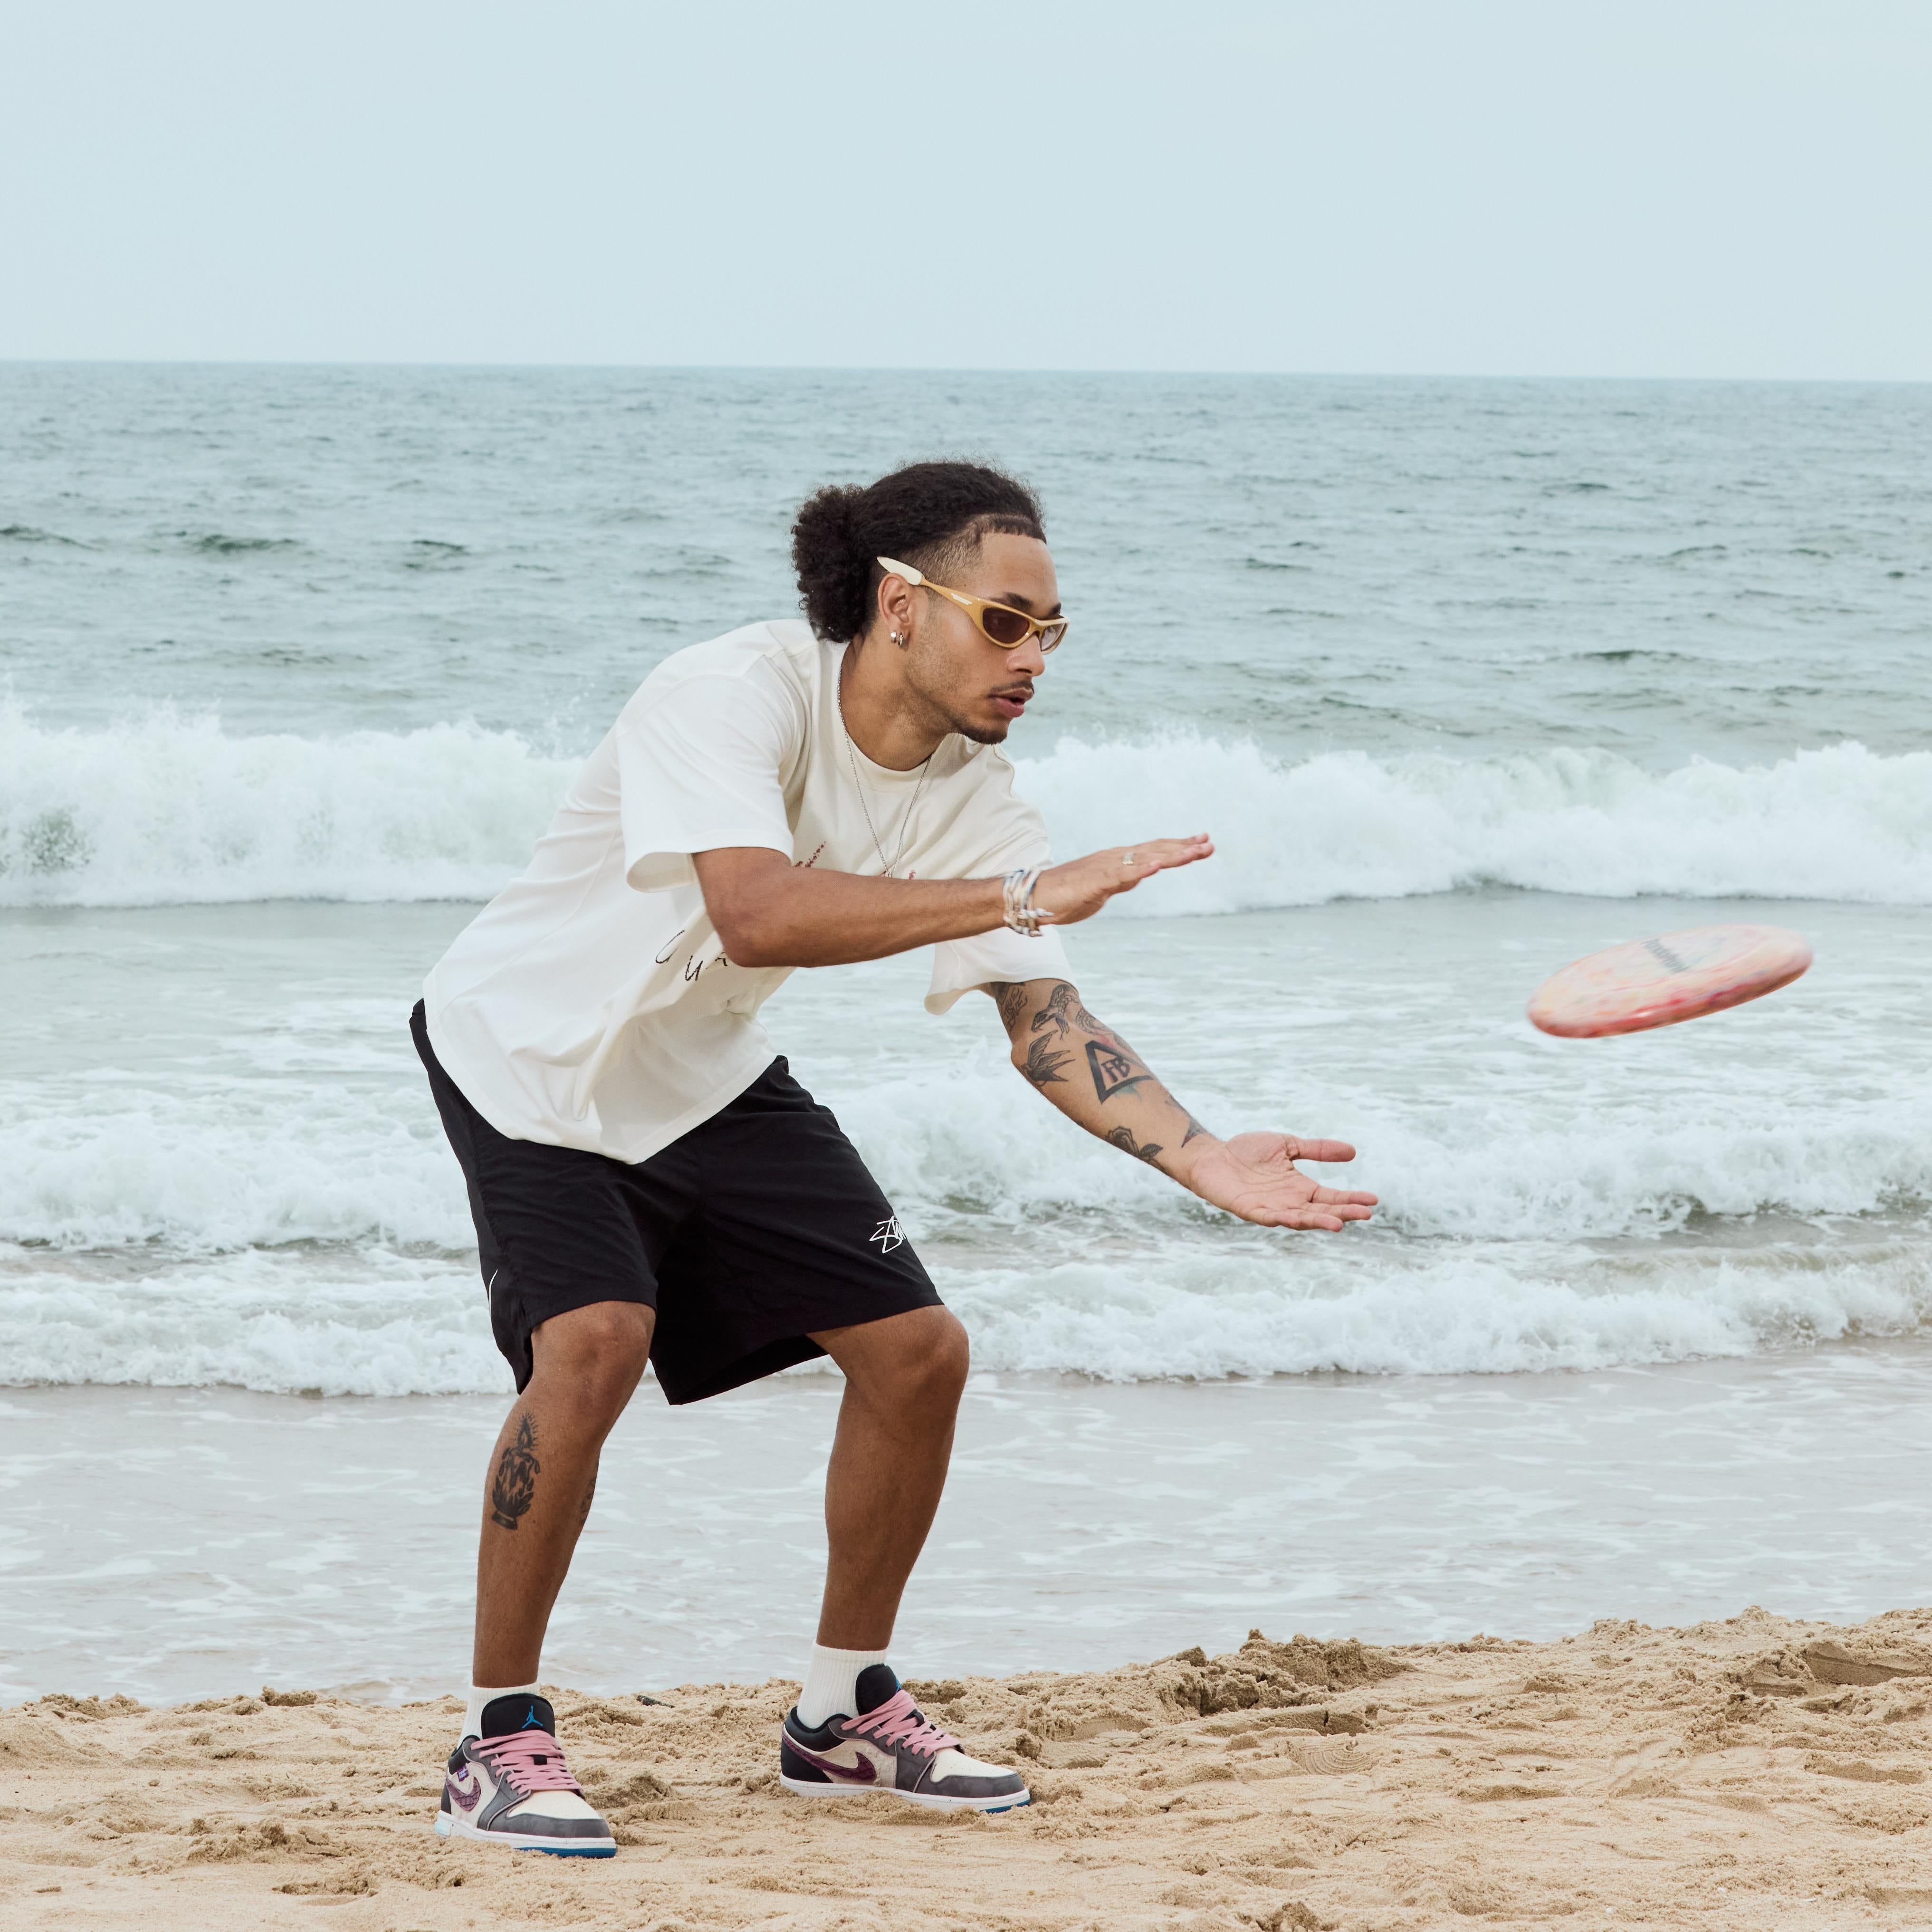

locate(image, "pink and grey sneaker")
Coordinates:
434 1692 616 1856
780 1664 1030 1813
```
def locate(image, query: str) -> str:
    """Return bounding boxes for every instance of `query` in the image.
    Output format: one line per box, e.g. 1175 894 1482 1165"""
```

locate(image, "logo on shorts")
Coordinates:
869 1215 905 1253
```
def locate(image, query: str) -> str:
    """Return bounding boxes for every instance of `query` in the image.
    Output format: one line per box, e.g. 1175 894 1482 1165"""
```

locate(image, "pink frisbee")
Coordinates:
1528 923 1812 1039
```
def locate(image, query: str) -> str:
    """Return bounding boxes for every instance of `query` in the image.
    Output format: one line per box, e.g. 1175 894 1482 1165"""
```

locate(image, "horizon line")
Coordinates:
2 357 1929 389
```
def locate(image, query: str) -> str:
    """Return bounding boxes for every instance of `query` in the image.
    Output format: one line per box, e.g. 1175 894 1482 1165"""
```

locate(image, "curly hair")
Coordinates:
789 460 1046 642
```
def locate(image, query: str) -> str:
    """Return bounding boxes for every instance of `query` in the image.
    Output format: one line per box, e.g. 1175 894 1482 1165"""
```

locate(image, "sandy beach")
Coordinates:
10 1607 1932 1930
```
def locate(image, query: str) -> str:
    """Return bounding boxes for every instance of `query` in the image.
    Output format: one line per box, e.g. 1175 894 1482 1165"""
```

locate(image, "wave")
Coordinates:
4 1059 1927 1395
0 705 576 905
7 1063 1925 1259
0 1250 507 1398
0 1085 470 1253
842 1071 1932 1244
1016 736 1932 913
184 532 304 555
7 1235 1927 1398
948 1239 1932 1382
4 704 1928 909
0 523 89 547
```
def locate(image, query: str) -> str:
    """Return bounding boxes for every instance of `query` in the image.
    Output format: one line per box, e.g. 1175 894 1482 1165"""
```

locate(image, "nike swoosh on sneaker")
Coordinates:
785 1741 878 1783
447 1766 482 1812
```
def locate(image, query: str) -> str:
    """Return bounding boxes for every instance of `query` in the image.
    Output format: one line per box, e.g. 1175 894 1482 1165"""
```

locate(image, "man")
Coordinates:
413 461 1376 1854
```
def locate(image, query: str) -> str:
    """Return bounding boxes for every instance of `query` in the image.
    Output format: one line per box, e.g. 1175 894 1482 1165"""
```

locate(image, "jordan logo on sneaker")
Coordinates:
869 1215 904 1253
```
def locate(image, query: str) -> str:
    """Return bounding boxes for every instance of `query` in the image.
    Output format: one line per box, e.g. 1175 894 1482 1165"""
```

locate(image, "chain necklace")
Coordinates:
838 665 934 878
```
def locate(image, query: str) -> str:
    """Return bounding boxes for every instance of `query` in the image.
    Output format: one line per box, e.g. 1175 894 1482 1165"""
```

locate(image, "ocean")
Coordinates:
3 365 1930 1698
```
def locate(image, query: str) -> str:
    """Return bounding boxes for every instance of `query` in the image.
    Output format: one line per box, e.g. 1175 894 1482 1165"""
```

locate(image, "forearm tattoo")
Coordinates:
1030 983 1078 1040
490 1413 540 1531
1019 981 1152 1103
1010 980 1196 1135
1085 1036 1152 1104
988 981 1029 1033
1031 981 1111 1042
1021 1034 1073 1087
1105 1124 1166 1167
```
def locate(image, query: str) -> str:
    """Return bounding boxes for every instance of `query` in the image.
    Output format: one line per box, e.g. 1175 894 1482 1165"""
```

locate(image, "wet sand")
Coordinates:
10 1607 1932 1929
13 1355 1932 1706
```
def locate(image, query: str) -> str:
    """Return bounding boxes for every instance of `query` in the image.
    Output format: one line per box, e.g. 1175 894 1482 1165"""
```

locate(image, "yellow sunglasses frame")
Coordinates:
877 556 1068 653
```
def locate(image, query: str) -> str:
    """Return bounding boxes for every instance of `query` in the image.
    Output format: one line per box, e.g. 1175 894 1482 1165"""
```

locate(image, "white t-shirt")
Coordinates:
423 619 1072 1163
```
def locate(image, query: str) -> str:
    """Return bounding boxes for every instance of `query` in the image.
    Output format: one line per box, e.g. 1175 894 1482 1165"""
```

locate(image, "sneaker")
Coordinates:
433 1692 616 1856
779 1664 1030 1813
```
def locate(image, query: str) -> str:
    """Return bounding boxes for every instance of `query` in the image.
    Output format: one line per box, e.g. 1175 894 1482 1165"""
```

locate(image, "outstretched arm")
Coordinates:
694 837 1211 969
983 978 1377 1232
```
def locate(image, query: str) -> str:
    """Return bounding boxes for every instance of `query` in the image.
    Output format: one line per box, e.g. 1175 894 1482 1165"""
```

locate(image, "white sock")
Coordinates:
463 1679 540 1740
796 1644 890 1729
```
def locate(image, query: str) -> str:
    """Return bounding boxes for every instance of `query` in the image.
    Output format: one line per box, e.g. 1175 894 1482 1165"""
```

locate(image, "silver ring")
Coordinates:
1122 850 1138 865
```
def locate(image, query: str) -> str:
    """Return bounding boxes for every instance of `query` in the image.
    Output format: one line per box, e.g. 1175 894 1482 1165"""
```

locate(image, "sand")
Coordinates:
8 1610 1932 1930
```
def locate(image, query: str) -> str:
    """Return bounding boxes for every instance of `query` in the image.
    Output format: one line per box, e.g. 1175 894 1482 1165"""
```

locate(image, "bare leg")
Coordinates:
807 1305 971 1649
471 1300 654 1686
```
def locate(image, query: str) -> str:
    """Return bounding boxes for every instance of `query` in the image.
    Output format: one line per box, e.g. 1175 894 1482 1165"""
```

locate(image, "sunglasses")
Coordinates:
877 557 1068 652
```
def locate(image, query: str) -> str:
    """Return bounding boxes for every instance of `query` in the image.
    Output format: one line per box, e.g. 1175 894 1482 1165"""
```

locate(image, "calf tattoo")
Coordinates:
490 1413 540 1530
1106 1124 1166 1166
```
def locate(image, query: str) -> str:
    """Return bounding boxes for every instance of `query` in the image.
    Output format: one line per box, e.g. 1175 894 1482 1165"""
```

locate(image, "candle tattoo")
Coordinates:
490 1413 540 1531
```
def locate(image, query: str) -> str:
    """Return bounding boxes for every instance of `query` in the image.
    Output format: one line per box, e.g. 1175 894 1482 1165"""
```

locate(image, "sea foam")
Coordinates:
0 705 573 906
1018 736 1932 912
8 1233 1928 1398
3 703 1929 909
7 1062 1925 1260
4 1054 1927 1396
946 1238 1932 1382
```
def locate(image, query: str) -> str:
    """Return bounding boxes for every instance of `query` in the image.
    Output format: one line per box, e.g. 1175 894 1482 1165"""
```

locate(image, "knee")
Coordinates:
891 1308 971 1409
530 1301 653 1421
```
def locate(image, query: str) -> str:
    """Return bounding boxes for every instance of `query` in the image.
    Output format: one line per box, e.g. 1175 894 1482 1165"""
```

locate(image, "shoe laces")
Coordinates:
474 1728 585 1796
847 1688 959 1758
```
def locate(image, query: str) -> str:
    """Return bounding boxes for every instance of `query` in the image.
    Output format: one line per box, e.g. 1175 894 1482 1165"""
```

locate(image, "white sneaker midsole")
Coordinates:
433 1808 616 1854
777 1772 1029 1814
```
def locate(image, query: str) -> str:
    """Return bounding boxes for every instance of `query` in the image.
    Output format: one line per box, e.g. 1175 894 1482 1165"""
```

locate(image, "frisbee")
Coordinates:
1528 923 1812 1039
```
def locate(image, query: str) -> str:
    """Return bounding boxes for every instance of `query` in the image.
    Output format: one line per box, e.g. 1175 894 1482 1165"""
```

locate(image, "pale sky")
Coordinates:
3 0 1929 378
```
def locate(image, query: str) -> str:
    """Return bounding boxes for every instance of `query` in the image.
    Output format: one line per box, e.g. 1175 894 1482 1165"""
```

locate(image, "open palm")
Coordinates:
1186 1133 1377 1231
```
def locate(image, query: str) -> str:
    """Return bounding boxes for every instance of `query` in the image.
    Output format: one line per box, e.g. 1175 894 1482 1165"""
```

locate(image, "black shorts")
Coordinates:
411 1003 941 1404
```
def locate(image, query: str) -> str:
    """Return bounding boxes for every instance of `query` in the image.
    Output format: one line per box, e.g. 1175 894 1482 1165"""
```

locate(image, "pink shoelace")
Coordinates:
474 1728 585 1797
847 1689 960 1758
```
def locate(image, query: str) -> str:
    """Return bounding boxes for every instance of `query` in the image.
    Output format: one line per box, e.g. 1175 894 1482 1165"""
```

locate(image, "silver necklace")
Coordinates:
838 669 934 878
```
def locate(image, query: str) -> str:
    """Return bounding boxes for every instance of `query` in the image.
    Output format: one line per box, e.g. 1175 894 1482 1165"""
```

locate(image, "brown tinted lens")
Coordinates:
1038 621 1067 652
978 603 1032 646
